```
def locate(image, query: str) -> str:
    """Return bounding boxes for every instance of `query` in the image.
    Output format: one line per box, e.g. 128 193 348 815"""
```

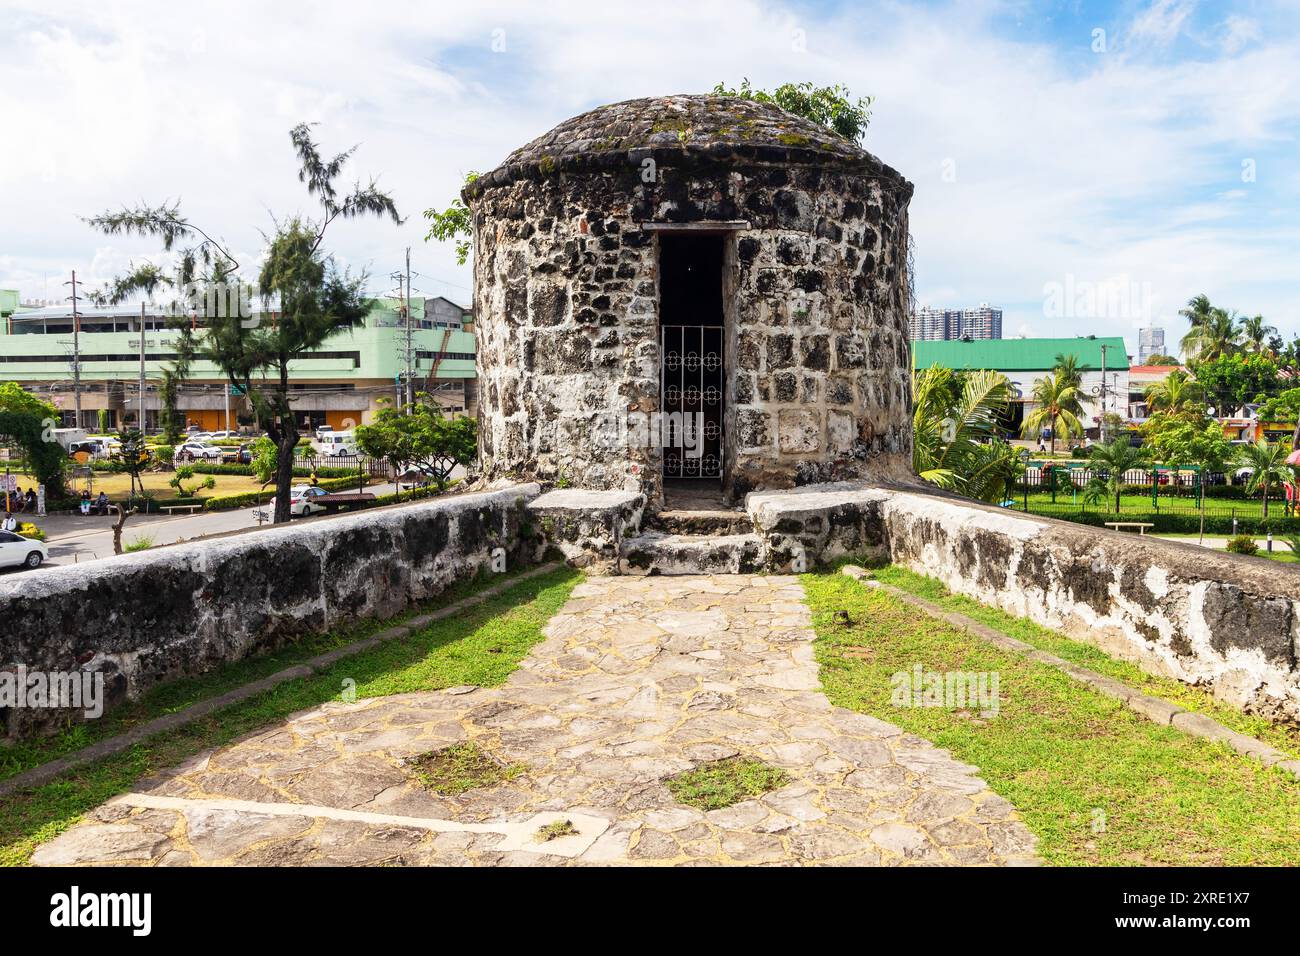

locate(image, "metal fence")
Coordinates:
1014 463 1295 522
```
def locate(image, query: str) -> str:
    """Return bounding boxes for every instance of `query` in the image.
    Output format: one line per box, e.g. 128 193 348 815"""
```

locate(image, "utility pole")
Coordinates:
65 270 82 428
1098 343 1112 443
139 302 147 432
404 247 414 412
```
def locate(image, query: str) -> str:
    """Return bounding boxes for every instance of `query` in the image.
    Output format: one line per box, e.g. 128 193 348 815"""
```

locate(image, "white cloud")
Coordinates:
0 0 1296 360
1127 0 1198 49
1219 15 1262 54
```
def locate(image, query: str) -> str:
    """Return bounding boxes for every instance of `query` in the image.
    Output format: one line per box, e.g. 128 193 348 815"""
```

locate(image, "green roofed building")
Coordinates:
912 336 1131 440
0 290 476 432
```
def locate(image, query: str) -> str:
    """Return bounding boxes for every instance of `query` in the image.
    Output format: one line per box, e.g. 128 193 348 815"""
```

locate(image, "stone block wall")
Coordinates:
748 483 1300 723
468 96 915 506
0 485 540 737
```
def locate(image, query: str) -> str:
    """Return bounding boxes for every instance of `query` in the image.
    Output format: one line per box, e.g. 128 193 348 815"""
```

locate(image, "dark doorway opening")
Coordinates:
658 234 725 491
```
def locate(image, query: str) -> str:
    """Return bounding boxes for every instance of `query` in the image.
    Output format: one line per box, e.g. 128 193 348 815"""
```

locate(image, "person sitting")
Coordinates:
94 491 110 516
1 512 15 532
24 489 36 513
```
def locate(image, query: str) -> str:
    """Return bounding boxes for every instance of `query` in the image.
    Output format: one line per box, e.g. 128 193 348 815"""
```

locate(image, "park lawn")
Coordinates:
1018 491 1285 521
802 570 1300 866
12 469 270 502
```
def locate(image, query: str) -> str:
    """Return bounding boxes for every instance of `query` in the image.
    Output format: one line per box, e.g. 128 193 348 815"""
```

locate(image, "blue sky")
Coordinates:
1 0 1296 358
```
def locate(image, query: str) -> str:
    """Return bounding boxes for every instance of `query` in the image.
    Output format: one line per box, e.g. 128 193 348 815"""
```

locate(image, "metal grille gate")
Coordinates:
660 324 724 479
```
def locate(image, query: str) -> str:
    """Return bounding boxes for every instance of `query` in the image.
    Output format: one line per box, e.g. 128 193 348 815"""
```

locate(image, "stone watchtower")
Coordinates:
466 93 915 513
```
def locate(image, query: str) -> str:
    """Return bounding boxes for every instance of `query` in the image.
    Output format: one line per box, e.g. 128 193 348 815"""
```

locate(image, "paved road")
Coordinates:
34 507 275 564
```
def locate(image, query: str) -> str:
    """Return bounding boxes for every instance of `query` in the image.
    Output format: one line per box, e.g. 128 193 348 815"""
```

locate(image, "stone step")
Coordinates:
620 532 764 575
648 509 753 536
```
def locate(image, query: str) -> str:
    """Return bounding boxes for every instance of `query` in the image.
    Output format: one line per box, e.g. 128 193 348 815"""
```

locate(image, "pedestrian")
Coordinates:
1 512 15 533
24 488 36 513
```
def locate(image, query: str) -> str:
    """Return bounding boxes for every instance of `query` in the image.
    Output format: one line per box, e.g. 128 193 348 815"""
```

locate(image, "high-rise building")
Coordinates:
1138 326 1165 363
909 303 1002 341
959 303 1002 341
911 307 959 341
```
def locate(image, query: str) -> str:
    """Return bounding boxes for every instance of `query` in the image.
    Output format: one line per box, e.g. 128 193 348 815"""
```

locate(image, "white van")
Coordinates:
312 431 357 458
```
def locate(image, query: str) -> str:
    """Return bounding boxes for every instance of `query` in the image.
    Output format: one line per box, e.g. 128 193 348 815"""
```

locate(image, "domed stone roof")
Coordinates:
466 94 908 198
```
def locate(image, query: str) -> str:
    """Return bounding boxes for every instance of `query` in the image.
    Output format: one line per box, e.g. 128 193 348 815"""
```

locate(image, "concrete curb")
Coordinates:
0 561 565 797
840 565 1300 782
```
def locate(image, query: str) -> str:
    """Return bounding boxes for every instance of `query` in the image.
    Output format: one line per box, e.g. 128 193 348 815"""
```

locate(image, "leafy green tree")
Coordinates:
87 123 400 523
84 206 238 445
1084 439 1149 514
1257 387 1300 425
0 382 65 496
423 171 479 266
1144 354 1181 366
1236 439 1289 518
111 427 149 497
912 365 1020 501
711 79 874 141
1020 367 1083 453
356 400 477 494
1191 353 1280 414
1140 415 1231 472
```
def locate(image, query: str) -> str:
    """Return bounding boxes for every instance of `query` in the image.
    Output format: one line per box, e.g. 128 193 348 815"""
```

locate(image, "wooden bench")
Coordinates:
160 504 204 515
1105 521 1154 535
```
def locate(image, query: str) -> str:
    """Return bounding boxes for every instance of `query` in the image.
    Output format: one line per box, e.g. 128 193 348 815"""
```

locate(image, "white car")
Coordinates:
174 441 224 462
273 485 332 516
0 530 47 570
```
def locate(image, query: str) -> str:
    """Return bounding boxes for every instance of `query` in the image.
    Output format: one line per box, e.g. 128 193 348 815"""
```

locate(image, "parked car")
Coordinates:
0 530 47 570
271 485 333 516
174 441 224 463
222 442 255 465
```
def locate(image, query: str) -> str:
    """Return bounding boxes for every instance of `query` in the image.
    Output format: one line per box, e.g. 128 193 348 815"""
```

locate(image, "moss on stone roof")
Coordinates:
465 94 910 200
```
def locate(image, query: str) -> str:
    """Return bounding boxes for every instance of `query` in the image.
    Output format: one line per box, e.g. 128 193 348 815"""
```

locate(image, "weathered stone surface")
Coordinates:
0 484 541 738
468 94 914 507
33 574 1036 868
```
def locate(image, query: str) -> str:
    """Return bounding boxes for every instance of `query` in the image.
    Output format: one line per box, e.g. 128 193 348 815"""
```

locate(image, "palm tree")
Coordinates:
1021 367 1083 454
1180 307 1241 363
1054 352 1084 388
1085 438 1149 514
1179 293 1214 328
1236 439 1289 518
1143 369 1202 418
912 365 1015 500
1239 314 1277 355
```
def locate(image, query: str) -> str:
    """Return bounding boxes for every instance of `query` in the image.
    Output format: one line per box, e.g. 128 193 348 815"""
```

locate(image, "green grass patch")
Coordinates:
0 565 580 867
869 564 1300 760
0 566 555 783
665 757 790 811
406 742 523 796
535 819 579 842
803 570 1300 865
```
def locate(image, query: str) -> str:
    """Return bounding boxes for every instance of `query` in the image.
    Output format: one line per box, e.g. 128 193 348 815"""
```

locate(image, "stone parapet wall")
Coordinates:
0 484 541 738
748 482 1300 723
526 488 645 572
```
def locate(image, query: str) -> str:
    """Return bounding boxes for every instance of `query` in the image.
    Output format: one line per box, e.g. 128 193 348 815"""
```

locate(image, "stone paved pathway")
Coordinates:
33 575 1039 866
